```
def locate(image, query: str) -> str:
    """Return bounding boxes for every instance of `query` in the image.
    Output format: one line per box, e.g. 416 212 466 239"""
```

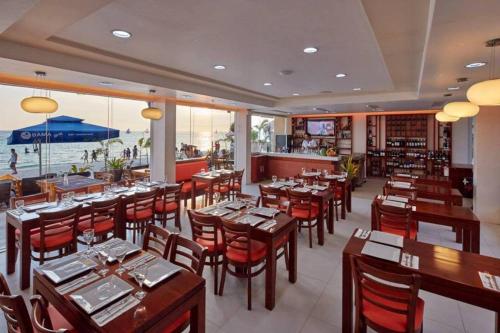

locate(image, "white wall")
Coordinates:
452 118 472 164
352 114 366 154
473 106 500 224
150 102 176 182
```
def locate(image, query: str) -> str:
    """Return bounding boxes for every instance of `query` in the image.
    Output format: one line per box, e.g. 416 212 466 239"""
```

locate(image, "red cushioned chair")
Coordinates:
30 295 77 333
33 205 81 265
77 196 120 244
374 200 417 240
229 169 244 200
188 210 223 295
319 177 342 221
155 183 182 230
142 223 173 258
56 187 88 201
204 173 231 206
350 256 424 333
259 185 288 213
125 188 157 244
219 219 267 310
160 234 207 333
384 185 417 201
286 188 319 248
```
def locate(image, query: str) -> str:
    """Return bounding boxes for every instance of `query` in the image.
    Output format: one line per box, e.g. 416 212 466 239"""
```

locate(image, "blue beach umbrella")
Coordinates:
7 116 120 175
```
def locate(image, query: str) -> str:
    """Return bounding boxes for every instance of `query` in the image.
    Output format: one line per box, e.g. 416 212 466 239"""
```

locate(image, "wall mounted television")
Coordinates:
307 119 336 136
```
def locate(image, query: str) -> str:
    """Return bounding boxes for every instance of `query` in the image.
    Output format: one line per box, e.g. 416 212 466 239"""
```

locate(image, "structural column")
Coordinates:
150 102 176 182
234 109 252 184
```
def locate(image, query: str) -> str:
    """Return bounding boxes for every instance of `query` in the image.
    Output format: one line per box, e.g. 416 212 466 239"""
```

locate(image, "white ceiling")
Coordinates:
0 0 499 114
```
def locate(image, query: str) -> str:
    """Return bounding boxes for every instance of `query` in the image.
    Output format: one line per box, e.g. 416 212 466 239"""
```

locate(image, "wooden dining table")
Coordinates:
33 244 206 332
190 170 234 209
342 230 500 333
384 181 463 206
371 196 481 253
393 173 452 186
37 175 108 201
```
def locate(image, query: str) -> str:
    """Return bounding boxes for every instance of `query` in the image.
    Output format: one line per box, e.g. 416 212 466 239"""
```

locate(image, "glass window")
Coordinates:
251 114 288 152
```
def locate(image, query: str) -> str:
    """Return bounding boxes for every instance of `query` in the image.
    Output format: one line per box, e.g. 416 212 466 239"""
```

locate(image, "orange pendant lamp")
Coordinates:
467 38 500 106
20 71 58 114
141 89 163 120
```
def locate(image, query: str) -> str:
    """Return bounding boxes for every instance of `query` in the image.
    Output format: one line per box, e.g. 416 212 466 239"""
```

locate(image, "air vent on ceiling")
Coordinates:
366 104 384 111
443 93 453 97
431 101 445 109
456 77 468 83
314 107 331 113
279 70 294 76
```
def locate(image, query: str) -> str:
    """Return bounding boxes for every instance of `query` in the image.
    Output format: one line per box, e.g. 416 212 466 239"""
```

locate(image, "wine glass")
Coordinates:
133 264 148 300
301 167 306 175
200 168 205 174
61 193 69 206
82 229 95 257
272 175 277 184
213 191 220 204
112 246 128 276
15 200 25 215
68 191 75 203
97 246 109 276
104 185 110 196
313 180 319 188
323 169 329 176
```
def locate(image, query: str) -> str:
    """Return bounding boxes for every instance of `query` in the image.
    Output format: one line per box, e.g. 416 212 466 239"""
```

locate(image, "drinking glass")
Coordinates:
82 229 95 257
97 246 109 276
112 246 128 275
104 185 110 196
133 264 148 300
61 193 69 206
15 200 25 215
68 191 75 203
200 168 205 174
323 169 329 176
213 191 220 204
301 167 306 175
313 180 319 187
272 175 277 184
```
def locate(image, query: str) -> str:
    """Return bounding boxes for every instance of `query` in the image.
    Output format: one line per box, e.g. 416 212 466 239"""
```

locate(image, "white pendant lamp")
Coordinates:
435 111 459 122
466 38 500 106
443 101 480 118
21 71 58 114
141 89 163 120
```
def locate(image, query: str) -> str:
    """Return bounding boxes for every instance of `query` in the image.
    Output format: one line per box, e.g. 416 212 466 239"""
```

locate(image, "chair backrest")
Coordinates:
187 210 222 250
259 185 288 212
87 184 105 194
159 183 182 206
391 175 417 184
168 234 207 276
131 188 157 215
142 223 173 258
30 295 70 333
286 188 313 218
10 192 49 209
217 173 232 187
94 172 113 184
235 193 260 207
384 185 417 201
350 256 421 333
88 196 121 229
0 273 33 333
374 200 413 238
231 169 244 187
37 205 81 252
220 219 253 263
56 187 88 201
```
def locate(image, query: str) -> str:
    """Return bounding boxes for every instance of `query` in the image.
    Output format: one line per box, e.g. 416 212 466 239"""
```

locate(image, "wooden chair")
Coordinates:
229 169 244 200
30 295 75 333
142 223 173 258
374 200 416 240
219 219 267 310
125 188 158 244
154 184 182 230
235 192 261 207
10 192 50 209
286 188 319 248
391 175 417 184
384 183 417 201
94 172 113 184
187 210 223 295
77 196 121 244
205 173 231 205
350 256 424 333
87 184 105 194
34 205 81 265
259 185 288 213
319 177 342 221
56 187 88 201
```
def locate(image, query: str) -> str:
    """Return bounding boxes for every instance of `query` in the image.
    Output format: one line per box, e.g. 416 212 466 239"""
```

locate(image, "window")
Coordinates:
251 114 288 152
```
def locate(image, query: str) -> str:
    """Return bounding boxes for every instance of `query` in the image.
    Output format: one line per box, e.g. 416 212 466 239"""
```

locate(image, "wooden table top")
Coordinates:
191 170 234 181
34 245 205 332
37 175 107 191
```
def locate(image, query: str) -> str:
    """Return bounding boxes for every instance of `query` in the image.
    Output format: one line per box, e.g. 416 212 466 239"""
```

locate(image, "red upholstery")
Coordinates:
275 234 288 248
362 280 424 332
176 160 209 182
155 200 178 213
77 218 114 233
30 227 73 249
195 230 223 253
381 224 417 240
126 208 154 220
226 240 267 262
207 185 229 193
161 311 190 333
291 206 319 219
180 181 209 193
47 304 77 332
229 183 241 190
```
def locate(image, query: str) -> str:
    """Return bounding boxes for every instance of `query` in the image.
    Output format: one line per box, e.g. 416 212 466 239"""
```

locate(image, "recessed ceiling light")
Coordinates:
213 65 226 70
263 82 272 86
352 87 362 91
303 47 318 54
447 86 460 91
292 93 300 96
335 73 347 78
99 81 113 86
465 62 486 68
111 30 132 38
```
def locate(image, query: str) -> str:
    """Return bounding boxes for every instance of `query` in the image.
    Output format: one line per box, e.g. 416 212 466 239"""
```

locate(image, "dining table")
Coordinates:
371 195 481 253
190 169 234 209
392 173 452 186
384 180 463 206
37 175 108 201
342 230 500 333
33 240 205 332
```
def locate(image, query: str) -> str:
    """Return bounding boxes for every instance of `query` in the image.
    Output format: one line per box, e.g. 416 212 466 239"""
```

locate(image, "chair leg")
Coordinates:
218 260 227 296
247 265 252 310
335 203 339 221
213 254 219 295
308 221 313 248
283 243 289 271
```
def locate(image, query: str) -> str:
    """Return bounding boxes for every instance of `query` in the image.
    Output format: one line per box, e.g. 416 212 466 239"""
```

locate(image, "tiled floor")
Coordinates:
0 178 499 332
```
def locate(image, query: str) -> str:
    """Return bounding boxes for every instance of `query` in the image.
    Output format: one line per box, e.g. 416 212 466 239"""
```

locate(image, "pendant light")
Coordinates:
141 89 163 120
443 101 480 118
435 111 459 122
467 38 500 105
20 71 58 114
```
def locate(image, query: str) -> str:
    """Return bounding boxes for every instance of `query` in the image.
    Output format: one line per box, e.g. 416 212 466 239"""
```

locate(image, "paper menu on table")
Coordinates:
391 181 412 189
396 173 411 178
386 195 409 203
381 200 407 209
361 241 401 263
479 272 500 292
369 230 404 248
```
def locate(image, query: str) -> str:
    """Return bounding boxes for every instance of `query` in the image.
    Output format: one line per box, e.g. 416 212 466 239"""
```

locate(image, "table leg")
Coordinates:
317 199 324 245
455 226 463 243
347 183 352 213
288 227 297 284
208 181 214 206
116 200 126 239
191 181 197 209
371 203 376 230
463 228 471 253
265 238 277 310
495 312 499 333
341 188 347 220
342 253 353 333
6 220 16 274
471 224 480 254
20 226 31 290
327 198 334 234
190 287 206 333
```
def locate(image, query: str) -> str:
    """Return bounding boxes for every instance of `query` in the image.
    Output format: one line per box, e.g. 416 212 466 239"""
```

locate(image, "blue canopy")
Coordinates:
7 116 120 145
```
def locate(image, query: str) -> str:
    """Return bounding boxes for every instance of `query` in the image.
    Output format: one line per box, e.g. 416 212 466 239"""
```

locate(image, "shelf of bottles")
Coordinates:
291 117 306 152
431 121 453 176
366 115 381 176
336 116 352 155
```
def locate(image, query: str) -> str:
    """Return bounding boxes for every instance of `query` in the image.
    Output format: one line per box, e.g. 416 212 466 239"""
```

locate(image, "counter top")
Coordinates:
257 152 342 162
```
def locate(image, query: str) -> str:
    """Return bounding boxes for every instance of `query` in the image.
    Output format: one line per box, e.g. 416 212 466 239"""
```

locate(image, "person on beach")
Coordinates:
24 147 29 154
133 145 138 159
8 149 18 174
82 150 89 163
126 147 131 159
91 150 97 162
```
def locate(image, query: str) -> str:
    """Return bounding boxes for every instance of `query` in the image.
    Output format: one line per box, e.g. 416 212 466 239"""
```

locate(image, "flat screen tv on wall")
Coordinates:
307 119 335 136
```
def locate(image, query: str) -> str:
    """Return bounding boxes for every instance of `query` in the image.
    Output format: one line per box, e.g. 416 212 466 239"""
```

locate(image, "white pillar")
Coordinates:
234 110 251 184
150 102 176 182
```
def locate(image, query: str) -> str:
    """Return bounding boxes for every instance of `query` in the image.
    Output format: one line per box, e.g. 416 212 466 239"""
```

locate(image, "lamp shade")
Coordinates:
443 101 480 118
466 79 500 105
141 107 163 120
20 96 58 114
435 111 459 122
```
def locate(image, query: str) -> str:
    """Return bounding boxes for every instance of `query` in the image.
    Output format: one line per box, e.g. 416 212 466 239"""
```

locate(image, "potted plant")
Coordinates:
69 164 91 177
107 157 126 182
341 155 360 191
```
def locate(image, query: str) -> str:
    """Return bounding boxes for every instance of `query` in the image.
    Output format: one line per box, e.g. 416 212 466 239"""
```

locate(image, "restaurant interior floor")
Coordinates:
0 177 498 333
